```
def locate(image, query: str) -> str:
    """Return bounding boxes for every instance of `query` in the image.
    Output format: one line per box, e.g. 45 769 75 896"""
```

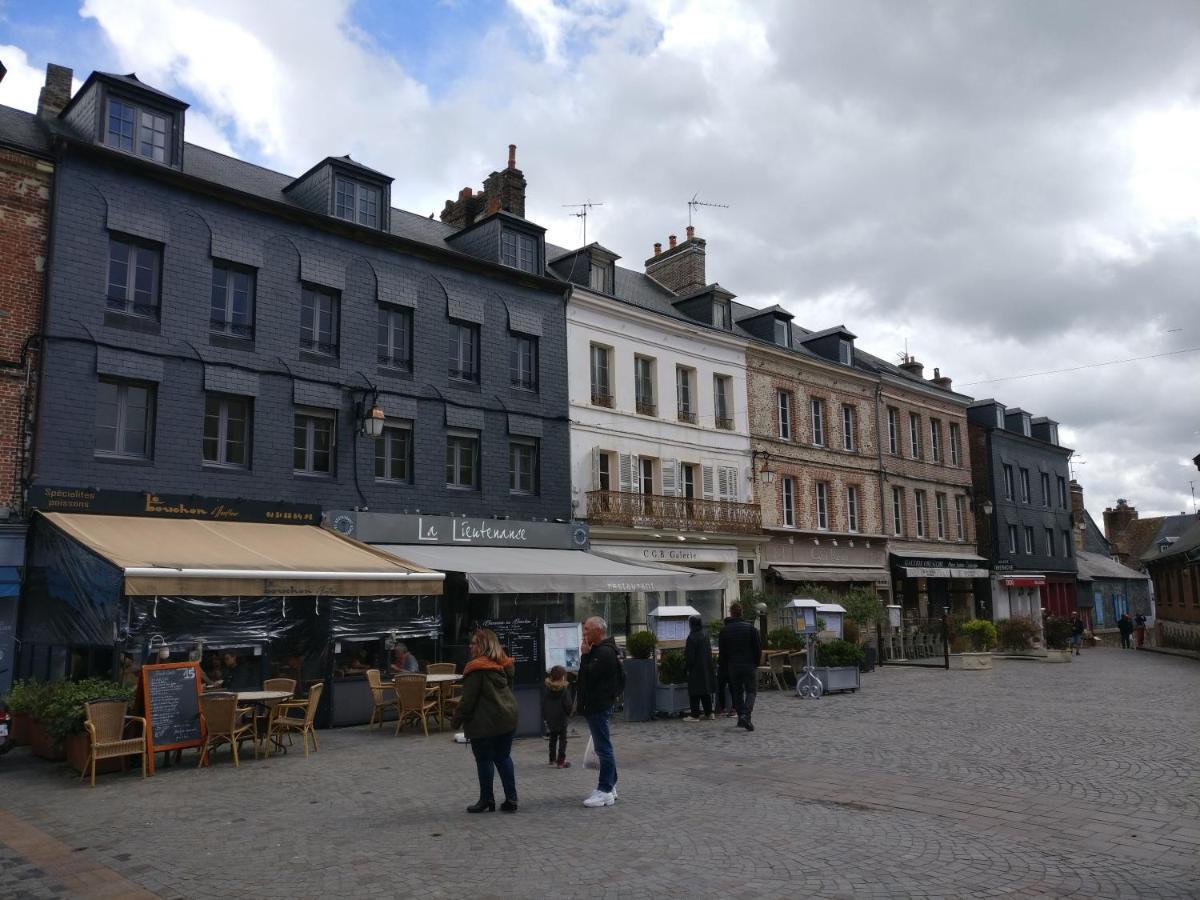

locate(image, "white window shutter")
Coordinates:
702 464 715 500
619 452 634 492
726 466 739 502
661 458 678 496
716 466 729 501
591 446 601 490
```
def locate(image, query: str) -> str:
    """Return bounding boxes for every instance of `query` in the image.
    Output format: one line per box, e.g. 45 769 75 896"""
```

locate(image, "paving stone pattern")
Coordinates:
1 648 1197 899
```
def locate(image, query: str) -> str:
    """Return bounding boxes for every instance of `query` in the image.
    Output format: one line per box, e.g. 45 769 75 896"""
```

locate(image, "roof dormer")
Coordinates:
444 209 546 275
968 399 1007 430
671 283 736 331
284 156 393 231
798 325 857 367
1004 408 1033 437
737 304 794 348
548 243 620 294
1031 417 1060 446
60 72 188 169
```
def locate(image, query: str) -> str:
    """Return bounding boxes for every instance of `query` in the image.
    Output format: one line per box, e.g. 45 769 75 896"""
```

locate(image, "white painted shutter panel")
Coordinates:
618 452 634 492
716 466 729 501
725 466 739 502
661 459 678 496
702 464 715 500
591 446 601 491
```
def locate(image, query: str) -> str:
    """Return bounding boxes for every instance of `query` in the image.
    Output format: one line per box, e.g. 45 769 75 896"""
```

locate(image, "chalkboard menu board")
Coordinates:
482 617 540 685
140 662 205 772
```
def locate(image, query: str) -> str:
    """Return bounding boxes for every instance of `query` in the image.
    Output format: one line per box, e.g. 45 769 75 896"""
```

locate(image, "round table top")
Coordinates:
424 673 462 683
236 690 293 702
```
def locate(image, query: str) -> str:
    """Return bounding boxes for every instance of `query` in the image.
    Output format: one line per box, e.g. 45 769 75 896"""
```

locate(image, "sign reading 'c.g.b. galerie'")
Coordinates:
28 486 321 525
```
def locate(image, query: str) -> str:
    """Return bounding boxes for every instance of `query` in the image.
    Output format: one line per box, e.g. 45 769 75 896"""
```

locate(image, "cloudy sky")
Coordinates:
2 0 1198 522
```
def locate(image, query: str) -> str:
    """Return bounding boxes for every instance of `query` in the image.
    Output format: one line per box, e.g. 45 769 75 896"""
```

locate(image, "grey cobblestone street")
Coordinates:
1 648 1197 899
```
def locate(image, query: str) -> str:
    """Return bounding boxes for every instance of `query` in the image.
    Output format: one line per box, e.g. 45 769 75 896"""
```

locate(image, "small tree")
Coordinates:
959 619 998 652
996 616 1039 651
626 630 657 660
1042 616 1073 651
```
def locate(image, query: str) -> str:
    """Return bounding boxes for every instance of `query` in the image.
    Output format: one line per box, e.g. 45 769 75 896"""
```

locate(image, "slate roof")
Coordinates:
0 105 52 158
1139 517 1200 564
1115 512 1199 566
1075 550 1149 581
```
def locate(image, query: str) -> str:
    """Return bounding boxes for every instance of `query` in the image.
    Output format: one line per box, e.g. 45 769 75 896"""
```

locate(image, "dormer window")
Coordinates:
106 97 171 163
589 260 613 293
334 177 380 228
774 319 791 348
501 228 539 274
713 298 732 330
838 339 852 365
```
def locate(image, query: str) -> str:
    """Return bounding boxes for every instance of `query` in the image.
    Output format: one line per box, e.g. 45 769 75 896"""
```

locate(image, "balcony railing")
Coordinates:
677 407 698 425
591 389 614 408
715 416 734 431
586 490 762 534
636 399 657 417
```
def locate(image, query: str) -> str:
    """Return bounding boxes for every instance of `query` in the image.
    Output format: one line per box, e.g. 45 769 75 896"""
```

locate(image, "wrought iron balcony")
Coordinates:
636 399 657 417
715 416 735 431
677 406 698 425
586 490 762 534
591 389 614 408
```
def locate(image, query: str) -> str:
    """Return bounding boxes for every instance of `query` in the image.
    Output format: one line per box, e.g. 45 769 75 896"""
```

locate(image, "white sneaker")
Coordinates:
583 790 615 808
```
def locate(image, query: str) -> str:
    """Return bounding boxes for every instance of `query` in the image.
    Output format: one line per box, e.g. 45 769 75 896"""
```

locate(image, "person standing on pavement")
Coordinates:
1117 612 1135 650
541 665 573 768
1070 612 1086 656
1134 612 1147 649
452 628 519 814
718 602 762 732
682 615 715 721
715 615 735 718
577 616 624 808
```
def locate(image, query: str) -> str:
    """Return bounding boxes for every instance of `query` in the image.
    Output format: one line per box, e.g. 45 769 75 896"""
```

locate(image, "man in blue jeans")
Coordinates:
577 616 624 808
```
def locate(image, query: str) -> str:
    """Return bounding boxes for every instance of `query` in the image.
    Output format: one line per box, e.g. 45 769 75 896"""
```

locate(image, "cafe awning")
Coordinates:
42 513 444 597
891 550 989 579
768 565 888 584
374 545 727 594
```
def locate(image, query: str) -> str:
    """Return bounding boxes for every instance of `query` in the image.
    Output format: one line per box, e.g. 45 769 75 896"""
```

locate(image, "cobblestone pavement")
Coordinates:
1 647 1197 899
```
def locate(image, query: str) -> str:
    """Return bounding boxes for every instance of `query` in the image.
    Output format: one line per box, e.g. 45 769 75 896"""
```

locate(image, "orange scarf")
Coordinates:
463 654 514 675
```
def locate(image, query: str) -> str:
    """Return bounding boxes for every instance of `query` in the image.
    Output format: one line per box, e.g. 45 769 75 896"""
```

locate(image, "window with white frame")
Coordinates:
774 319 790 347
712 298 732 330
676 366 696 423
106 97 172 163
1024 526 1035 555
95 378 155 459
930 419 942 462
509 438 539 495
949 422 961 465
501 228 539 273
1062 530 1073 557
714 375 734 429
377 306 412 371
909 412 921 458
887 407 900 455
300 286 339 356
107 237 161 318
842 405 856 451
892 487 904 536
782 477 796 527
590 344 613 407
1041 472 1051 506
294 408 335 475
596 450 613 491
334 177 381 228
846 486 859 532
1003 465 1014 500
634 356 656 415
510 332 538 391
777 390 792 440
1058 476 1068 508
811 398 825 446
935 493 947 539
210 262 254 338
954 495 965 539
202 393 251 469
815 481 830 530
375 422 412 482
1045 527 1055 557
914 490 927 538
446 430 480 489
448 320 479 382
838 339 852 365
1020 468 1031 503
1008 524 1018 554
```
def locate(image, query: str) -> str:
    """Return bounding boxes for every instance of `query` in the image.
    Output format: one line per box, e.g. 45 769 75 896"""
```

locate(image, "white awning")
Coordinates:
902 566 990 578
768 565 888 584
373 545 727 594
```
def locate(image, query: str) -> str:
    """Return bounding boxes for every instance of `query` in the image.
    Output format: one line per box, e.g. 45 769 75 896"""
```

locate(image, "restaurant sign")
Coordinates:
892 555 989 579
28 486 321 525
329 511 589 550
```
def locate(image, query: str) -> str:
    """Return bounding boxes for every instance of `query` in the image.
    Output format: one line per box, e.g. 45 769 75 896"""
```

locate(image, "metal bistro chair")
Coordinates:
272 682 324 757
393 674 439 736
81 699 148 787
365 669 401 731
198 693 257 768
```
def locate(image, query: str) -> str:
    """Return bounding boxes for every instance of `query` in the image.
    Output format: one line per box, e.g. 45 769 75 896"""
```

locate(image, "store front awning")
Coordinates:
375 545 727 594
43 513 444 597
1000 575 1046 588
891 550 989 579
767 565 888 584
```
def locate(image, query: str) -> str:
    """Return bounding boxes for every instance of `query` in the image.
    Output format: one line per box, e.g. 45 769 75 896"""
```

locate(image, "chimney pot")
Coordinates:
668 234 677 249
686 225 695 241
486 194 501 215
459 187 473 200
37 63 73 120
508 144 517 169
653 242 662 255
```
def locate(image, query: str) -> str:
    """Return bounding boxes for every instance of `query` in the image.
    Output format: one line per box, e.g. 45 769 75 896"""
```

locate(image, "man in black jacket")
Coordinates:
718 602 762 731
577 616 624 807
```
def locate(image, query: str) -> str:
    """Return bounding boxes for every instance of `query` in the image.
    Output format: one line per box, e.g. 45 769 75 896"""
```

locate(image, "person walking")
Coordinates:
682 615 715 721
718 602 762 732
452 628 519 814
577 616 624 808
1134 612 1147 649
542 665 573 768
1070 612 1085 656
715 614 735 717
1117 612 1135 650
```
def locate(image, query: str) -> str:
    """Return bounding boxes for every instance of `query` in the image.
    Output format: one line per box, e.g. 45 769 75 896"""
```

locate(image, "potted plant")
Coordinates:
839 587 885 672
655 649 690 716
994 616 1040 658
3 679 52 747
1041 616 1074 662
950 619 996 670
813 639 865 693
766 627 804 652
623 630 658 722
41 679 134 773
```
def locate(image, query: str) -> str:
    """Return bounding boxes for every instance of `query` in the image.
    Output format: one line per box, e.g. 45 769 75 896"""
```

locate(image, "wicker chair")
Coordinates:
271 682 324 756
767 652 790 690
425 663 458 721
365 669 401 731
426 662 456 675
259 677 296 754
80 699 147 787
393 674 438 736
198 693 257 767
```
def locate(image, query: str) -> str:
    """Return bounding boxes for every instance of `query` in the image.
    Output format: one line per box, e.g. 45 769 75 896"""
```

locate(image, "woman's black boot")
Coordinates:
500 799 518 813
466 799 495 813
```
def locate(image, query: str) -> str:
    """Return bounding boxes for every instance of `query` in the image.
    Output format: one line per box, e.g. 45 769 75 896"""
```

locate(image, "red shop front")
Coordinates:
1039 574 1077 617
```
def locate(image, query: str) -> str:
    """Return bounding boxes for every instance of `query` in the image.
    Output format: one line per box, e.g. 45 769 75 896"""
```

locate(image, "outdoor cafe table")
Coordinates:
236 690 294 753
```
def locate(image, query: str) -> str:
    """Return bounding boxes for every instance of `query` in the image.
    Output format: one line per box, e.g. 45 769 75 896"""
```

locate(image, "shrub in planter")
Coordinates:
815 639 865 669
3 679 54 745
766 627 804 652
657 649 687 685
1042 616 1073 651
996 616 1039 652
626 630 658 660
41 679 134 744
842 619 861 646
959 619 997 652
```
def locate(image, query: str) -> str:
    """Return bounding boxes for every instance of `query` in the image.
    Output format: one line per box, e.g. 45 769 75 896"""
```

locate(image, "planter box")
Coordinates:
949 652 994 671
623 658 657 722
814 666 861 694
63 732 125 776
28 719 65 761
11 712 30 746
655 683 690 716
1042 649 1073 663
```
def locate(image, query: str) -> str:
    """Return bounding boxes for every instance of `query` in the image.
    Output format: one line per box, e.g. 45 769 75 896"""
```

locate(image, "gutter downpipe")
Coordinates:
874 381 892 663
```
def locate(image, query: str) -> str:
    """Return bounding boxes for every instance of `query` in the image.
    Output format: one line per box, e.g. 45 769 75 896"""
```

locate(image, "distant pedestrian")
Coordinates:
718 602 762 732
715 615 735 717
1117 613 1134 650
1070 613 1085 656
453 628 519 814
1134 613 1147 648
577 616 624 808
542 665 573 768
682 615 715 722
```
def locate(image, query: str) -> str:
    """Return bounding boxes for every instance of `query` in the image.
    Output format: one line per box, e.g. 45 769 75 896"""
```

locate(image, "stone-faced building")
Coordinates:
968 400 1077 623
1070 480 1151 630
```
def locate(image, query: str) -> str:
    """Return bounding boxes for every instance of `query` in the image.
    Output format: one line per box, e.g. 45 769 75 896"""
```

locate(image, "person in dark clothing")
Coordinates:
1117 613 1135 650
682 615 715 721
1070 613 1086 656
222 652 259 693
1134 613 1147 649
577 616 624 807
542 665 573 768
718 602 762 731
715 616 735 717
452 628 519 813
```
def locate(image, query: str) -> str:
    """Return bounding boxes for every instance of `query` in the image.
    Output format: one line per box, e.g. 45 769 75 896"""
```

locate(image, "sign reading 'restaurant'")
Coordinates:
29 486 321 524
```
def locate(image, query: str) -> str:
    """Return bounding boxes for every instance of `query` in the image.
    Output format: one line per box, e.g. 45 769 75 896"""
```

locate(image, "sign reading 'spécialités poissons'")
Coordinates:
28 486 321 525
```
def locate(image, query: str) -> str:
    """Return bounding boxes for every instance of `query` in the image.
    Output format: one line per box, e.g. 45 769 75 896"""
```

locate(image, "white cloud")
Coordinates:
0 44 45 112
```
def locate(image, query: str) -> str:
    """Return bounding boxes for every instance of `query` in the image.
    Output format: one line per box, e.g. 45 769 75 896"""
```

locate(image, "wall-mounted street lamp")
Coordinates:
752 449 774 484
361 403 385 437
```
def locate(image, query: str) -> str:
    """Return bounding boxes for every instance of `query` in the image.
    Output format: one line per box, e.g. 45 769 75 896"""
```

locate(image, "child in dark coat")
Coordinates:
541 665 574 768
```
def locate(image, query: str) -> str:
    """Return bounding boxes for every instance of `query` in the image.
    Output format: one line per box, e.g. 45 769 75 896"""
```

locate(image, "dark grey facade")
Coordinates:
968 400 1078 619
29 73 571 523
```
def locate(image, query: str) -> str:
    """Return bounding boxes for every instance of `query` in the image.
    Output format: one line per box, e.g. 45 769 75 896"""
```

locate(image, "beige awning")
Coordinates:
768 565 889 584
43 513 443 597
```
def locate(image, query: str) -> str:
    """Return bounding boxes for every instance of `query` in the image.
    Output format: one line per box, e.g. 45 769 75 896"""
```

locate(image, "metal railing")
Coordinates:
677 407 697 424
636 399 657 416
591 390 614 408
715 416 734 431
586 489 762 534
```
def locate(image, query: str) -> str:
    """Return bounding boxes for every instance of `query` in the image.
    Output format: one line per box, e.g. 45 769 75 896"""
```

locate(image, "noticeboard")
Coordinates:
482 617 540 685
544 622 583 673
140 661 205 773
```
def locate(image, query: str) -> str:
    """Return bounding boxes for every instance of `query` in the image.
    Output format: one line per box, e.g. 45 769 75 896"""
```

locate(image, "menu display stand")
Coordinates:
139 661 205 774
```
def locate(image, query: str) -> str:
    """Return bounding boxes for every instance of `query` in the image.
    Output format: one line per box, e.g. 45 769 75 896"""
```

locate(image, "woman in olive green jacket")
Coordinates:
452 628 519 813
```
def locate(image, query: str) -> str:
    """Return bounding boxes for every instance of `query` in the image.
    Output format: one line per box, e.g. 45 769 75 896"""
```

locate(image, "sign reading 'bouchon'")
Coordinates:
28 486 321 524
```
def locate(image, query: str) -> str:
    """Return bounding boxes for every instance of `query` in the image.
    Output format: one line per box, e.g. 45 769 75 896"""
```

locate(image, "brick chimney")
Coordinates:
645 227 707 295
1069 480 1086 551
37 63 73 120
1102 498 1138 544
898 355 924 379
930 367 953 391
440 144 527 228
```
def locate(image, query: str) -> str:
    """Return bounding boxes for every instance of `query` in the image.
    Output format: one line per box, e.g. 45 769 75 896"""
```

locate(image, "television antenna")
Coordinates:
688 193 729 227
1190 480 1197 514
562 200 604 245
1068 456 1087 480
